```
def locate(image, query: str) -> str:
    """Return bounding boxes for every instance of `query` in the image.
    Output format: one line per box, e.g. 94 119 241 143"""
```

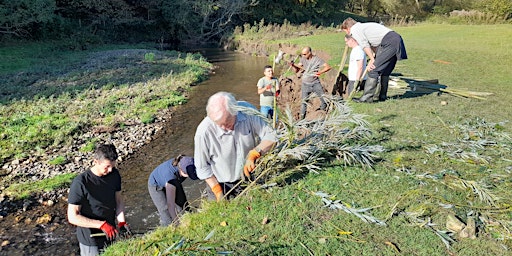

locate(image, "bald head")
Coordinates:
301 46 312 59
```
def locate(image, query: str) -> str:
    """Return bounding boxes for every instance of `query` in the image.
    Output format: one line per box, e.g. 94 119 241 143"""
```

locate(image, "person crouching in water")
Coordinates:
148 155 199 226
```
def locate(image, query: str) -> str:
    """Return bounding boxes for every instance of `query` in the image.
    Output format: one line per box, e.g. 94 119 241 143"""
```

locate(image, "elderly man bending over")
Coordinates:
194 91 277 201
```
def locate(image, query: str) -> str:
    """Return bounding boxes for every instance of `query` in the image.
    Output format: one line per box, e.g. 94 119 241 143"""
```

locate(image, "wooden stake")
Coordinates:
333 46 349 92
347 65 370 100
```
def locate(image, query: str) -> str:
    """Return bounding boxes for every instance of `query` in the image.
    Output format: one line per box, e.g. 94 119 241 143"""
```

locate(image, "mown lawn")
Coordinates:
104 24 512 255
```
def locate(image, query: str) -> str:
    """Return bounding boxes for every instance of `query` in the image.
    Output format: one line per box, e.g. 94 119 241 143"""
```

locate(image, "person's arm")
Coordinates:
289 61 302 73
356 59 364 81
316 62 332 76
67 204 105 229
254 139 276 154
257 79 267 95
115 191 126 224
205 175 223 201
164 183 178 221
363 47 376 70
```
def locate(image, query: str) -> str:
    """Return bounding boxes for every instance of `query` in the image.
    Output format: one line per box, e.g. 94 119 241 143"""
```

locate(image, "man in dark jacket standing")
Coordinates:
341 18 407 102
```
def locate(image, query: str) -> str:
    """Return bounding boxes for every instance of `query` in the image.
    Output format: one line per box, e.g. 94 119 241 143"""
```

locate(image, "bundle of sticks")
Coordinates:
388 76 493 100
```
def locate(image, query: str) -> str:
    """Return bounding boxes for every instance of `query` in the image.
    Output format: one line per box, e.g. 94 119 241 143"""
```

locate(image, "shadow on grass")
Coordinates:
389 73 447 100
0 49 200 104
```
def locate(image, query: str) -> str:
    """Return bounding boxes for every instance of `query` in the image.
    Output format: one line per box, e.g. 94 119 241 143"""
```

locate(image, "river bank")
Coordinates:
0 48 213 254
0 44 314 254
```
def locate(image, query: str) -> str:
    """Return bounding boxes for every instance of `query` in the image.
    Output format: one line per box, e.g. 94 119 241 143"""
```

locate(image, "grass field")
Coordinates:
102 23 512 255
0 43 212 165
2 23 510 255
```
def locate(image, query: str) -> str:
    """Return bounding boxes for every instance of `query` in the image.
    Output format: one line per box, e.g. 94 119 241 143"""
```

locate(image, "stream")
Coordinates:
0 49 271 256
119 48 269 233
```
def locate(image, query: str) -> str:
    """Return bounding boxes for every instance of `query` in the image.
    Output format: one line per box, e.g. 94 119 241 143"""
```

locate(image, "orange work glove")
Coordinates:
100 221 118 241
243 149 261 177
212 183 224 202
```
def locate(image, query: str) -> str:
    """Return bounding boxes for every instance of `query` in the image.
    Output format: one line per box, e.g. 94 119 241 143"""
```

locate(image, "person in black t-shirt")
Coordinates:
67 144 130 255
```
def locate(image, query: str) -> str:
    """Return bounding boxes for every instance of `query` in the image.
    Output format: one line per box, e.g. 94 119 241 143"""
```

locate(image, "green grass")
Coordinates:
104 23 512 255
4 173 76 199
0 44 212 163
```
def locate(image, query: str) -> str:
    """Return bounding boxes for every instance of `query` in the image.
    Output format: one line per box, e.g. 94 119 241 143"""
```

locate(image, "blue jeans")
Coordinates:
260 106 273 119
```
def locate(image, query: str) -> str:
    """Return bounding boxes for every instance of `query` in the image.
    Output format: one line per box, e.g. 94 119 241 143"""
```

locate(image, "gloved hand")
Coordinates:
275 90 280 97
118 222 132 238
100 221 118 241
212 183 224 202
243 149 261 178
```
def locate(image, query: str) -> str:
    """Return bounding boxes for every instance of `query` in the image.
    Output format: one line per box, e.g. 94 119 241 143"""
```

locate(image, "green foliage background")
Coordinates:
1 0 510 45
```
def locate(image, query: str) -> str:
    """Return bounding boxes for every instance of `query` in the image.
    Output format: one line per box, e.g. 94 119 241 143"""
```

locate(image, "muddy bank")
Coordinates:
239 42 341 120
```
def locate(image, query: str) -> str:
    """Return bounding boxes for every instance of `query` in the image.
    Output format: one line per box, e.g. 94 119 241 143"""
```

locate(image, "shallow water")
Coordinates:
119 49 269 232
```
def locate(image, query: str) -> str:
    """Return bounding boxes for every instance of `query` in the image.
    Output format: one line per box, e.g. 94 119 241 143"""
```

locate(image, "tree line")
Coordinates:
1 0 510 48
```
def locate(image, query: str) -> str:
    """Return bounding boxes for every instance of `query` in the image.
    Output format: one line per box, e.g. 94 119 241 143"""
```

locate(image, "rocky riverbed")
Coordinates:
0 104 178 255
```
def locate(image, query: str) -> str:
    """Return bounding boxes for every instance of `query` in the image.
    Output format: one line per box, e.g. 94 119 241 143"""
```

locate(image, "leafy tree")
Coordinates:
160 0 258 43
0 0 56 37
380 0 422 17
474 0 512 19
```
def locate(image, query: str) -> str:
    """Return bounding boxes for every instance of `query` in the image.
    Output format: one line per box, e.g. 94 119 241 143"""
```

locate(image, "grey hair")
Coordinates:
206 91 238 121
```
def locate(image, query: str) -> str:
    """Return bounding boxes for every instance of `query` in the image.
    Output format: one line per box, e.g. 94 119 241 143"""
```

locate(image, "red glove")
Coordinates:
100 221 118 240
243 149 261 177
275 90 280 97
212 183 224 202
118 222 132 237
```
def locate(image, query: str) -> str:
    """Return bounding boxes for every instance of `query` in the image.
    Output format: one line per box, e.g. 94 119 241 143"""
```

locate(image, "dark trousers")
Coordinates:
369 31 407 78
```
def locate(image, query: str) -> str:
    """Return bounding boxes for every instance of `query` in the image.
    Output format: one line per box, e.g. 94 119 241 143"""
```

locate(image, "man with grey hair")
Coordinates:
194 92 277 201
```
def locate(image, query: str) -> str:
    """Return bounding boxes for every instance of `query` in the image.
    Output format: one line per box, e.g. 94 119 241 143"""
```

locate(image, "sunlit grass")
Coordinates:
0 46 213 163
105 23 512 255
4 173 76 199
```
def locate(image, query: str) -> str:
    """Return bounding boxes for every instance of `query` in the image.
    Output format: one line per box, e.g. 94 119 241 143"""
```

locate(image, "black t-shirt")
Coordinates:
68 168 122 246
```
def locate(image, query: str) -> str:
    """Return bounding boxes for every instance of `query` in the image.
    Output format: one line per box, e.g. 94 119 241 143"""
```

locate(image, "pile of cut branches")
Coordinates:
240 95 383 194
389 76 493 100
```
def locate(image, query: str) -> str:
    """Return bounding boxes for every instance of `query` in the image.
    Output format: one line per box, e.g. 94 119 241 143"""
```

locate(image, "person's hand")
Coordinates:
288 61 294 67
275 90 280 97
118 222 132 238
212 183 224 202
243 149 261 177
100 221 118 240
368 59 376 71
